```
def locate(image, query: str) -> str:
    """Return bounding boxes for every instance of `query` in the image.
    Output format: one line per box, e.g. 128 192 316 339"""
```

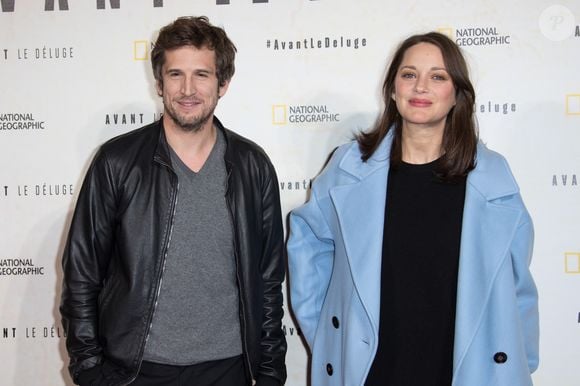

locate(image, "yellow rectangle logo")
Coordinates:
565 252 580 273
272 105 287 125
437 28 454 39
134 40 149 61
566 94 580 115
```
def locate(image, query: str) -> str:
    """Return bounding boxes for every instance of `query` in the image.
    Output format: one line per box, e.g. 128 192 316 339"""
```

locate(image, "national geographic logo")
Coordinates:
437 26 510 47
0 113 46 131
272 104 340 125
565 252 580 274
566 94 580 115
134 41 155 61
1 325 66 340
0 258 45 276
551 174 578 187
560 252 579 325
0 184 75 198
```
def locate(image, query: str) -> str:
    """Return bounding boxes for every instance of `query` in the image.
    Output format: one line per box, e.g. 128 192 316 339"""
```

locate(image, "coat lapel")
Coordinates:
329 135 391 330
453 144 525 375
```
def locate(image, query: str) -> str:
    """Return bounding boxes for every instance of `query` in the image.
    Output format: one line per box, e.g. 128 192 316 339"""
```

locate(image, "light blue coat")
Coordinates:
288 132 539 386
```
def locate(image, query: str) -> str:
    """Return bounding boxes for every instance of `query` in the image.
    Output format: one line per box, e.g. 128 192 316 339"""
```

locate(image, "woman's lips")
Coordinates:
409 98 432 107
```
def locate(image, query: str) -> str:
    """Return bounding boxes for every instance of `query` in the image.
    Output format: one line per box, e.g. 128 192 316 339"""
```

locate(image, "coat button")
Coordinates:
493 352 508 364
332 316 340 329
326 363 333 375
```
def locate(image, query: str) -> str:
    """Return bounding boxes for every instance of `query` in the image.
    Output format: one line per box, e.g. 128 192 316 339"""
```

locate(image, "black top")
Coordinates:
365 159 467 386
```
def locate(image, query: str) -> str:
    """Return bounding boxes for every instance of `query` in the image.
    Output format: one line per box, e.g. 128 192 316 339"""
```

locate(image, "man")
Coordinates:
60 16 287 386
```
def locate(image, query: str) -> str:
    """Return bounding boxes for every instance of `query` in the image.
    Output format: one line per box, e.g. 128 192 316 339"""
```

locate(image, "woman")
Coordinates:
287 32 539 386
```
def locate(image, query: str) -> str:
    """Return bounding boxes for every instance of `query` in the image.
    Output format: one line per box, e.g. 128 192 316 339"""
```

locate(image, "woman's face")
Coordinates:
392 42 456 134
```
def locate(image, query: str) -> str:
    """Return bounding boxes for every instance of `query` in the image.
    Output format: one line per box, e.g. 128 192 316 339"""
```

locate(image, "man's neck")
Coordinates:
163 116 217 173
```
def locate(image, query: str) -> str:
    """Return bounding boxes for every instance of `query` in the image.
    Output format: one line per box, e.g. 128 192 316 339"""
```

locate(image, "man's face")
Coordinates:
157 45 229 133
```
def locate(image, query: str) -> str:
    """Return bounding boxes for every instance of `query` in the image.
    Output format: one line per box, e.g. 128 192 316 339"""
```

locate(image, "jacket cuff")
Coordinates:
77 364 102 386
255 375 282 386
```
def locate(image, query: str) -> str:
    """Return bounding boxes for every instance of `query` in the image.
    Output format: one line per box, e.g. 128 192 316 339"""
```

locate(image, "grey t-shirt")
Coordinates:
143 130 242 365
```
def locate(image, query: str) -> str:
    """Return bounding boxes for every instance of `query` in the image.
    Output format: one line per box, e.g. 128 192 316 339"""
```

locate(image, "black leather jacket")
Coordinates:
60 118 287 386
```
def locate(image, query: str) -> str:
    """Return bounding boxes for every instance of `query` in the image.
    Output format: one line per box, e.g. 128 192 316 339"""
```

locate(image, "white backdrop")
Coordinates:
1 1 579 385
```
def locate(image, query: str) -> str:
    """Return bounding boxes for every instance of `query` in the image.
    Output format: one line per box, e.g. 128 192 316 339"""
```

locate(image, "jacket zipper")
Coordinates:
122 161 179 386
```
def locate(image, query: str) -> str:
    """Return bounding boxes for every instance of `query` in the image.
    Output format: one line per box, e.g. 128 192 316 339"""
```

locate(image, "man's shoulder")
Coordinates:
219 123 273 167
90 121 161 173
224 128 265 153
100 120 160 155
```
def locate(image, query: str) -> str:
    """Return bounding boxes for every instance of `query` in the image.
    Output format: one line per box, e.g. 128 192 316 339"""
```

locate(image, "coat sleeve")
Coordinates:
509 212 539 373
59 148 118 383
288 187 335 349
256 158 288 385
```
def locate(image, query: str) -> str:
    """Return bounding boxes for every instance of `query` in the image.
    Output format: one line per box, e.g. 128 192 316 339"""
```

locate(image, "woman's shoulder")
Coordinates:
315 141 361 182
475 141 515 177
471 141 524 202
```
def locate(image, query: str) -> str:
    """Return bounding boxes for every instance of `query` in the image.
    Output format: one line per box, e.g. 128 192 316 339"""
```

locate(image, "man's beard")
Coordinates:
164 104 213 133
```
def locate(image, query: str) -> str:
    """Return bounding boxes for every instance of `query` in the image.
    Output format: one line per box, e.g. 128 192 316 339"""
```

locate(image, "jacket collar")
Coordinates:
153 115 230 169
338 132 520 202
153 119 172 167
467 142 520 201
337 130 393 180
328 131 394 332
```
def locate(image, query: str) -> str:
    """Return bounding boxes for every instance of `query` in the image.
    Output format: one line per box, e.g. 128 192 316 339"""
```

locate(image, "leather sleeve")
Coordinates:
257 157 288 384
60 147 118 383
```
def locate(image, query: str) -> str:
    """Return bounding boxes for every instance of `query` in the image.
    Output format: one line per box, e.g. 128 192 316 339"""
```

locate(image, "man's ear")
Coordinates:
218 79 230 98
156 80 163 97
